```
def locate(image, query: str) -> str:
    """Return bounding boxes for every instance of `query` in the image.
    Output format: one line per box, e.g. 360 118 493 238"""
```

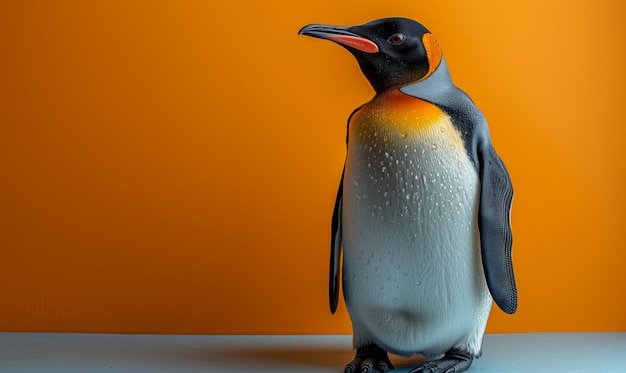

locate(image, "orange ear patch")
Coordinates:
422 33 442 80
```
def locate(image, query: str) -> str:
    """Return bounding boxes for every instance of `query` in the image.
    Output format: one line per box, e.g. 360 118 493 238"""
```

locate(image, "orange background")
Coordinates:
1 1 625 334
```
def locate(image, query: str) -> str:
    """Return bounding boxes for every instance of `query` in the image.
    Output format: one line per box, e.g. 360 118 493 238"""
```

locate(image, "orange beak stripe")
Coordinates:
325 34 379 54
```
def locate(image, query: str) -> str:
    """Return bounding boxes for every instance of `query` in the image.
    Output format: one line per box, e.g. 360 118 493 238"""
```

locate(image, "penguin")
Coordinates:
298 18 517 373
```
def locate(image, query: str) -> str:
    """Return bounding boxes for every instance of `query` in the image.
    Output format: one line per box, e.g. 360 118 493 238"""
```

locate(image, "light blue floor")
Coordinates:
0 333 624 372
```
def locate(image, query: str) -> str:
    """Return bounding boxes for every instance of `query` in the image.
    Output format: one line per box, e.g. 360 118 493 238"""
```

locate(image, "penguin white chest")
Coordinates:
342 91 491 356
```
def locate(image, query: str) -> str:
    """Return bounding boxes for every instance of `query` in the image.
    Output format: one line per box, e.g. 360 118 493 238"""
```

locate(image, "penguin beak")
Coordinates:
298 24 379 54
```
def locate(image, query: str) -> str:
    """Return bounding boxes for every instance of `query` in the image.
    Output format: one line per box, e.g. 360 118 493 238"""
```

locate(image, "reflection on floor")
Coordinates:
0 333 624 372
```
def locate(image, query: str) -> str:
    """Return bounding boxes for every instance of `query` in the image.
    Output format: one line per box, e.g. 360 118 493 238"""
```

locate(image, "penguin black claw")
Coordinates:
345 344 395 373
408 349 473 373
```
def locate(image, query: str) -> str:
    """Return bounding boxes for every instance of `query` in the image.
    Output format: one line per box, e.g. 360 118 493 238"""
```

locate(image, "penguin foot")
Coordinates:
345 344 395 373
408 349 473 373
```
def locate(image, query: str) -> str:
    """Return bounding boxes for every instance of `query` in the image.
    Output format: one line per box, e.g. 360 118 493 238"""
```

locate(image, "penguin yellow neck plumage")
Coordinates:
350 89 465 152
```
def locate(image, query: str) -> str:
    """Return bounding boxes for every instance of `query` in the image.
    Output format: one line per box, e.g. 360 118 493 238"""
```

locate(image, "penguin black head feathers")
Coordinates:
299 18 443 92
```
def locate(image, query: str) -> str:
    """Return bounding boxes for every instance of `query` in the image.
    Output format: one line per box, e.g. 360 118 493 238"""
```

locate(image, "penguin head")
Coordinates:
299 18 443 92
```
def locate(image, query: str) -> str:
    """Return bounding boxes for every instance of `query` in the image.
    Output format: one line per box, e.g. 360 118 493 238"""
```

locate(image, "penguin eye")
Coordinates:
387 33 406 45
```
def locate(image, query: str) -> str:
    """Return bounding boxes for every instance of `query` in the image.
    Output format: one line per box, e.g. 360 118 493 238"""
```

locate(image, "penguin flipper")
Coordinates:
329 106 359 314
478 143 517 314
330 171 343 314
